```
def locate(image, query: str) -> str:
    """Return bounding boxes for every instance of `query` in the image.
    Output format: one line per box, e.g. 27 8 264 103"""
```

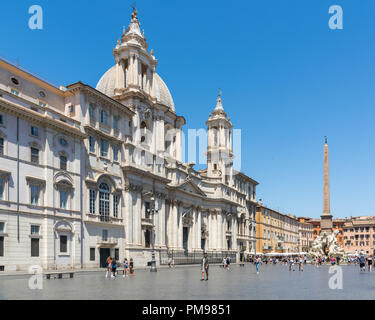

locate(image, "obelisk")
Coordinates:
320 136 333 231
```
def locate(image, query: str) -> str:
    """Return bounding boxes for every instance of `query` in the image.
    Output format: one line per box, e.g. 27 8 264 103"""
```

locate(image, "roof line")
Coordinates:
0 55 62 90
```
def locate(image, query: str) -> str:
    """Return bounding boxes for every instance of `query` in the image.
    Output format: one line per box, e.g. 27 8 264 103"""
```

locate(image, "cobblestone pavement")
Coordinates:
0 263 374 300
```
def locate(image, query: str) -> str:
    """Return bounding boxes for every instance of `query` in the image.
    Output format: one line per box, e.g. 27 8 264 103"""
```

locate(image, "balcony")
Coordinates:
85 213 123 227
237 233 248 240
96 236 118 246
141 217 153 227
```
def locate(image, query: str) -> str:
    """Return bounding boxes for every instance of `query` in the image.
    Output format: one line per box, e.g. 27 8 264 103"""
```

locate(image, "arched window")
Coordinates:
99 183 110 220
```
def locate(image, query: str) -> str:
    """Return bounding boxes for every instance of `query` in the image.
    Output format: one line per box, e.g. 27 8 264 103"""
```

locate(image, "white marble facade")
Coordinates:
0 9 258 271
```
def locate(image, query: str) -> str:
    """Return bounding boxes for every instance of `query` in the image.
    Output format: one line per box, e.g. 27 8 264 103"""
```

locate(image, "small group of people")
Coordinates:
287 256 304 271
105 256 134 278
222 256 231 270
358 254 373 272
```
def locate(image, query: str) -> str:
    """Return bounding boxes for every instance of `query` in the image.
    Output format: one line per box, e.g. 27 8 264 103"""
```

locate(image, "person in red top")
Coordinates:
105 256 112 278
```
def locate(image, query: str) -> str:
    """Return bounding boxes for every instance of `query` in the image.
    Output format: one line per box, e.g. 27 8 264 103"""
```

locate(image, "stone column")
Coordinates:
216 211 221 250
125 189 133 246
177 202 183 250
115 59 121 89
232 215 238 250
158 198 166 248
176 125 182 162
166 200 172 248
191 207 196 250
173 201 179 249
196 208 202 251
136 191 142 245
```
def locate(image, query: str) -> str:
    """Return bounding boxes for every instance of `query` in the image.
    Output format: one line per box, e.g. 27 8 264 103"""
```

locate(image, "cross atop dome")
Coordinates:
131 3 139 24
214 89 224 111
120 5 144 41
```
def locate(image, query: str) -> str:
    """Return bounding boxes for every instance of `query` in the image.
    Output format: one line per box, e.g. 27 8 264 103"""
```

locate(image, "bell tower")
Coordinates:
112 6 157 98
206 91 234 184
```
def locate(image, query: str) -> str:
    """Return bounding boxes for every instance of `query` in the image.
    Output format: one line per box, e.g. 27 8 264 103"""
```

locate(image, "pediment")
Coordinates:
176 179 206 197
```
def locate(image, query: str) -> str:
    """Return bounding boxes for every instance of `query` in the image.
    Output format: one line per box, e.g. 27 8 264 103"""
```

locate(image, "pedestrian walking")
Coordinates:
255 256 261 274
201 252 209 281
288 258 294 271
226 256 231 270
359 254 366 272
168 258 175 268
111 259 117 279
336 256 340 265
129 258 135 276
222 257 227 269
298 256 303 272
368 255 373 272
123 258 129 277
105 256 112 278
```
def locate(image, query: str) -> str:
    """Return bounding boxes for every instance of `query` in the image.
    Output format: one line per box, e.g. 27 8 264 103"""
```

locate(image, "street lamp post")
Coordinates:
150 196 158 272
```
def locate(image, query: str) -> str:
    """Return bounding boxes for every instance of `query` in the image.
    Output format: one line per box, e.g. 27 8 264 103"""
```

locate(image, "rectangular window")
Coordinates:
100 110 107 125
101 140 109 157
0 178 4 200
102 230 108 241
31 238 39 257
31 147 39 164
113 145 118 161
10 89 19 96
60 155 67 170
31 126 39 137
60 235 67 253
89 189 96 214
0 222 4 233
113 116 118 130
89 104 95 119
89 136 95 153
115 248 119 261
0 137 3 155
39 102 46 107
30 185 40 205
0 236 3 256
145 202 151 219
113 195 119 217
31 225 40 235
60 190 68 209
90 248 95 261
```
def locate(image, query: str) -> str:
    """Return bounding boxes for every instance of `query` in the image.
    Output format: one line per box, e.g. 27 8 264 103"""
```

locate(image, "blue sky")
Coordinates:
0 0 374 218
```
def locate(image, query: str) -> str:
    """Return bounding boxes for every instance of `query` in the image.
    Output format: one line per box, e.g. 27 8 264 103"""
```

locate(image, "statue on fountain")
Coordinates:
309 229 345 258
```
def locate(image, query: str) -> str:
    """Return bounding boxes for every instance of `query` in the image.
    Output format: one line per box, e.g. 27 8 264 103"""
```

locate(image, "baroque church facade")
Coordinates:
0 9 258 271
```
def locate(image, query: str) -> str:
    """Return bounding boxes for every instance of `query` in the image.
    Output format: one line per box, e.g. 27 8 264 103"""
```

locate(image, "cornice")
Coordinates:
0 97 87 140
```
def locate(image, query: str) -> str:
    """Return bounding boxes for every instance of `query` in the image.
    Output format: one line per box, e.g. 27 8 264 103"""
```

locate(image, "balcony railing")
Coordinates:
96 236 118 245
141 217 153 227
86 213 123 224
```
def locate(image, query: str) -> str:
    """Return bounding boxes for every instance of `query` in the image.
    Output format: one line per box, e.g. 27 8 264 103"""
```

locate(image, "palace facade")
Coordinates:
255 203 299 255
0 9 259 271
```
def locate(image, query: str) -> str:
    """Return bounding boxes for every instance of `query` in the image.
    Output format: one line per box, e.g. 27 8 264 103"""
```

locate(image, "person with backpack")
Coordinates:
111 259 117 279
359 254 366 272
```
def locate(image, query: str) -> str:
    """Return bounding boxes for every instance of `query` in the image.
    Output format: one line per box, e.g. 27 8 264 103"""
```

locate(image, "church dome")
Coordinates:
96 66 175 112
